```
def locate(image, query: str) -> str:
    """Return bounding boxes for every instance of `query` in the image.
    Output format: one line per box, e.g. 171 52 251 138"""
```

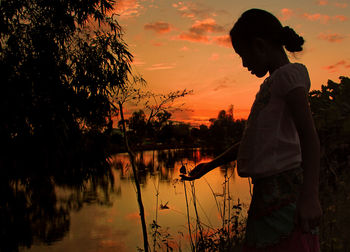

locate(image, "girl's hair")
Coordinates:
230 9 304 52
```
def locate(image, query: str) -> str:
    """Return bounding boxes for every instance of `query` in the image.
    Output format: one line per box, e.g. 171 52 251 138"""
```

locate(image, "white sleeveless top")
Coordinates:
237 63 311 180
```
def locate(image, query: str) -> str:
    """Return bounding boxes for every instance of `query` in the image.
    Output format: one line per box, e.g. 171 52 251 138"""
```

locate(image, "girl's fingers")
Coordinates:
180 174 194 181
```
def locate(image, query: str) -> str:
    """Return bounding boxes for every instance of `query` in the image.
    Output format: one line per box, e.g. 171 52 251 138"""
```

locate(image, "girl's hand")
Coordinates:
180 162 212 181
295 191 323 233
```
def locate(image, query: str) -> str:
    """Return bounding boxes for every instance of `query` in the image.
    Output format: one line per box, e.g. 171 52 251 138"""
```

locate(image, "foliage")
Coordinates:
114 77 193 148
0 0 132 153
0 1 130 250
309 76 350 252
309 76 350 147
204 106 246 152
309 76 350 177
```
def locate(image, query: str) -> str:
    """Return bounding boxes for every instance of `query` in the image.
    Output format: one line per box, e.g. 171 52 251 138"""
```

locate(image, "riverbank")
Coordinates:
108 142 202 154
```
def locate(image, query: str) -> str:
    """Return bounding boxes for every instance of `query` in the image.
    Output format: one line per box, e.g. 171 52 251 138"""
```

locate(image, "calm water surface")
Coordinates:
18 149 251 252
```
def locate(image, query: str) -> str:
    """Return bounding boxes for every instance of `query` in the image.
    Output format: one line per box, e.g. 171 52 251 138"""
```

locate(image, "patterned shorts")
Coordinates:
244 167 319 250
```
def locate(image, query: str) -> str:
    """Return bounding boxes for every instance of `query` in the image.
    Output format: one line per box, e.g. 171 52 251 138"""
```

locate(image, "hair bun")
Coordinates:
281 26 304 52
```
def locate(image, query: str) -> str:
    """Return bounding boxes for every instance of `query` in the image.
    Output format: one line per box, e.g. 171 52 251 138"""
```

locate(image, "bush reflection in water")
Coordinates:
1 145 114 252
1 147 216 252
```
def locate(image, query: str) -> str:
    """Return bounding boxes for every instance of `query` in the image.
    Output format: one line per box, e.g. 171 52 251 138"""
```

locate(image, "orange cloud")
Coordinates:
145 63 176 71
333 15 348 21
318 32 347 42
114 0 141 18
172 1 215 20
335 2 348 8
280 8 294 20
152 42 164 47
212 35 232 48
303 13 331 23
176 32 210 43
324 60 350 72
174 18 227 46
144 21 173 34
190 18 225 34
317 0 328 5
303 12 348 23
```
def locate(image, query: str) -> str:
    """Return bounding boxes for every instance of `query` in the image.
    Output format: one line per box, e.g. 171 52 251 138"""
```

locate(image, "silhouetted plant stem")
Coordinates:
223 169 227 231
227 175 231 246
152 176 160 251
190 181 204 246
183 181 195 251
204 178 223 220
119 101 149 252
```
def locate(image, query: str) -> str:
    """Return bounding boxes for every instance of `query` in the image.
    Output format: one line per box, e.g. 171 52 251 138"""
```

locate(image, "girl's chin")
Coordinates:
252 70 268 78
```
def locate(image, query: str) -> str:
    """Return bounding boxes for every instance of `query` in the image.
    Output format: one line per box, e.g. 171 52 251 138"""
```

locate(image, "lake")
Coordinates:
14 148 251 252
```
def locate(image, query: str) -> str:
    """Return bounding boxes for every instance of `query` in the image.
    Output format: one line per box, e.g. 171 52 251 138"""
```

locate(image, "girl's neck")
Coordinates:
268 48 290 75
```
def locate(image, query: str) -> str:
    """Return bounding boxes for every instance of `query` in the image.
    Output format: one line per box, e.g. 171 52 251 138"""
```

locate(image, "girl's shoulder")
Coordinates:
269 63 310 96
271 62 308 79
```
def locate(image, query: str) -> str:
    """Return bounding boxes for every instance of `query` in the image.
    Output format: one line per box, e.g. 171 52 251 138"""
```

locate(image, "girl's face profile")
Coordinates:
234 41 269 78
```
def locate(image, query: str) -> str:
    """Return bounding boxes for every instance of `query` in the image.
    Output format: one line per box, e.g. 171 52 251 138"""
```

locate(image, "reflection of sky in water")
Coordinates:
21 149 251 252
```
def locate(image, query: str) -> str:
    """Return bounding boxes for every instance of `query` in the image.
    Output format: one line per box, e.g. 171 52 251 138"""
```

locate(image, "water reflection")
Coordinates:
108 148 215 185
1 148 247 252
1 153 114 252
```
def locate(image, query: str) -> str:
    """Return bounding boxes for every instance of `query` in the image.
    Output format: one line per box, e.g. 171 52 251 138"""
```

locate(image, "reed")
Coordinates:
182 161 246 251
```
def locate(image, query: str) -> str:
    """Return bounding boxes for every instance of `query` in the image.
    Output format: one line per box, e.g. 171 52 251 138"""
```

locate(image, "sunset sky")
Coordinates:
113 0 350 125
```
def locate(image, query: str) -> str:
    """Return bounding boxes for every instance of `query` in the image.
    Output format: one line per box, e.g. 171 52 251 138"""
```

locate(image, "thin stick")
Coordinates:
190 181 204 246
204 177 223 221
119 101 149 252
153 176 160 251
222 169 227 231
183 181 195 251
227 175 231 246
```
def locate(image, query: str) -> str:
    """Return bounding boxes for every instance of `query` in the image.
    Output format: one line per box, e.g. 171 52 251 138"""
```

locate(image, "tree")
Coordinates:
0 0 132 154
309 76 350 175
128 110 147 145
205 107 245 150
115 77 193 146
1 2 151 251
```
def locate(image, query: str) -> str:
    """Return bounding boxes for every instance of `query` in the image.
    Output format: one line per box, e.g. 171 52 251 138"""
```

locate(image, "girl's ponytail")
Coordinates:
281 26 304 52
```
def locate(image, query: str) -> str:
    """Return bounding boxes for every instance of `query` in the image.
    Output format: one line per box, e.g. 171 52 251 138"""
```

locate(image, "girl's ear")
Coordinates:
252 37 269 56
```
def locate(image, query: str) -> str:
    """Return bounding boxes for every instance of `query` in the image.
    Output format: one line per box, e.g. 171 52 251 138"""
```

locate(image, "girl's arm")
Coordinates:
180 141 240 181
286 86 323 232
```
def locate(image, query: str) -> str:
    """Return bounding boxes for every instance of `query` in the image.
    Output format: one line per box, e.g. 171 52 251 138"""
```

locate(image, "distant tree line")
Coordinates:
111 105 246 153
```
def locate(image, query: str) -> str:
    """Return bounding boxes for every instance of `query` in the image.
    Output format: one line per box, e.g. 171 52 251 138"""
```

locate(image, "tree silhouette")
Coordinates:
0 0 132 157
309 76 350 177
205 107 245 152
0 1 132 250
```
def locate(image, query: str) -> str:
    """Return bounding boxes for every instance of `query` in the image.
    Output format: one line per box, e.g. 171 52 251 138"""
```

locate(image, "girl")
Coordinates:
180 9 322 251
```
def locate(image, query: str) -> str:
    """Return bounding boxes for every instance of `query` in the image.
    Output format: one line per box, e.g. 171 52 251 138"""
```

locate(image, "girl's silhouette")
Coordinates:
181 9 322 251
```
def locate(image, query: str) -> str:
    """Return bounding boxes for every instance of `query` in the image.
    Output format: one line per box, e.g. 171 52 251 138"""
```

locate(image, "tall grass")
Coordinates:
148 161 247 251
182 163 246 251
